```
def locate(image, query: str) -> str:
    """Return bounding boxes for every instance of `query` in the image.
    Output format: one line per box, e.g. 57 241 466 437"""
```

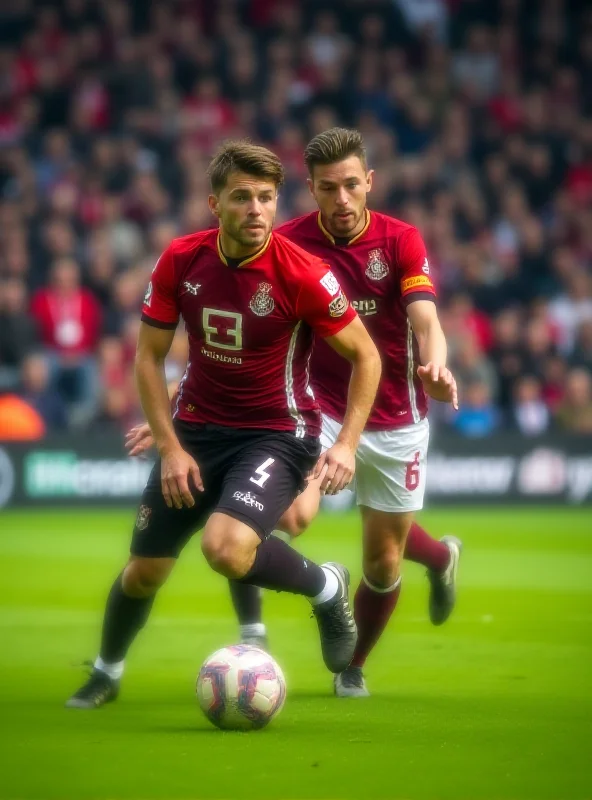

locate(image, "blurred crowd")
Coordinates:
1 0 592 440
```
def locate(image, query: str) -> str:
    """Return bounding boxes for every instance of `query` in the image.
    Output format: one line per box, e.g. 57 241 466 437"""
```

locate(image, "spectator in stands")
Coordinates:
30 257 102 426
19 353 68 431
555 368 592 434
451 380 500 438
510 375 550 436
0 278 38 391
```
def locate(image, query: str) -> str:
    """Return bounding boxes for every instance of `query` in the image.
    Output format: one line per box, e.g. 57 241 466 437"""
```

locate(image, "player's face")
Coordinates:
308 156 373 238
209 171 278 254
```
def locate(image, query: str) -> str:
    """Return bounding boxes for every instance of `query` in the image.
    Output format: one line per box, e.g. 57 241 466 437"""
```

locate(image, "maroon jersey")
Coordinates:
141 228 356 437
277 211 436 430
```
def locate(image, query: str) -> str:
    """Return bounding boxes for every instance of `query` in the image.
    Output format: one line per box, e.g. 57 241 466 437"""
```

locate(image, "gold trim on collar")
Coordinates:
216 231 273 267
317 210 371 245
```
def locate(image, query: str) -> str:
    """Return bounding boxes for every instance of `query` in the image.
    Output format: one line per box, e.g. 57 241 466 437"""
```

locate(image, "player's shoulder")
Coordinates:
271 230 327 277
371 211 422 242
169 228 217 258
276 211 318 240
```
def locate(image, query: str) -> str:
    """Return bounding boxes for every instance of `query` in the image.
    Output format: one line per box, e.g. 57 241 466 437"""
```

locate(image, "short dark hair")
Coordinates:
207 140 285 193
304 128 367 175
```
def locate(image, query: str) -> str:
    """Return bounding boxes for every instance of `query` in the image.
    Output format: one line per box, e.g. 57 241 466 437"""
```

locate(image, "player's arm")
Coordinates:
407 300 457 408
126 380 180 457
139 247 203 508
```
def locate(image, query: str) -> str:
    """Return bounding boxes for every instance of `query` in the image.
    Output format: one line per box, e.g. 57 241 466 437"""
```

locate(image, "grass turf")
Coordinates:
0 507 591 800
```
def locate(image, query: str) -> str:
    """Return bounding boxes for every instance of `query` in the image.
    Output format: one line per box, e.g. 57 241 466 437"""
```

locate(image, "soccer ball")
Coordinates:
196 645 286 731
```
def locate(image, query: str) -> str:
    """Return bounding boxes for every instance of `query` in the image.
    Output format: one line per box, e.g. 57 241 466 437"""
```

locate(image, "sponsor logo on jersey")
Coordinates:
365 249 389 281
249 281 275 316
401 275 434 293
144 281 153 306
329 291 349 317
352 299 378 316
183 281 201 295
320 270 340 296
135 504 152 531
201 347 242 365
233 490 264 511
422 258 430 274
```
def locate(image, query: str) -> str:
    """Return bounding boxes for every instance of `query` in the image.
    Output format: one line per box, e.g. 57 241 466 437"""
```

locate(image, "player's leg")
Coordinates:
203 434 356 673
334 420 428 696
335 507 410 697
66 463 208 708
228 476 322 647
404 523 462 625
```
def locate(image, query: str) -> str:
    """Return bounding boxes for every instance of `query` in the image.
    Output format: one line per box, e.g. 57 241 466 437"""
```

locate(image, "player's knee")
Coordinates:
278 507 311 538
363 546 401 589
201 530 247 578
122 559 171 597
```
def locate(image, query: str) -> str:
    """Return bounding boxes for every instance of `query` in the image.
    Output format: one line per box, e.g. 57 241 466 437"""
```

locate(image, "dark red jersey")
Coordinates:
141 228 356 437
277 211 436 430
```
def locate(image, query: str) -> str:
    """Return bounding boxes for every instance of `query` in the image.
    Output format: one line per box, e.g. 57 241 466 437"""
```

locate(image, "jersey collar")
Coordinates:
216 231 273 268
317 209 371 246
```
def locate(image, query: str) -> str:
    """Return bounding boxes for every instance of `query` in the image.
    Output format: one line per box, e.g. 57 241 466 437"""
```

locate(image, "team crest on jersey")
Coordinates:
249 282 274 316
329 291 349 317
365 249 389 281
135 505 151 531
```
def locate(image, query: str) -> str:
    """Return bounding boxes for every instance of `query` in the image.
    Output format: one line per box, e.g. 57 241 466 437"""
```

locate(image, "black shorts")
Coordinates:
131 421 320 558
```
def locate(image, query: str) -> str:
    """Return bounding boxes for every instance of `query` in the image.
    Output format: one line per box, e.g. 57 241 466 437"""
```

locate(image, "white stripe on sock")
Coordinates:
240 623 266 638
362 574 401 594
94 656 124 681
309 565 340 606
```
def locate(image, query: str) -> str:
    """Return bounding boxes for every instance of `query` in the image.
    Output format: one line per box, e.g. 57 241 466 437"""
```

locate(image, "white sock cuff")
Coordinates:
240 622 266 637
363 574 401 594
310 564 340 606
94 656 125 681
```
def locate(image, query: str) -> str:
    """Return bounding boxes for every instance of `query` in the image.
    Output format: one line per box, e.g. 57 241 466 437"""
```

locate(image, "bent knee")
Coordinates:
123 558 172 597
201 530 248 578
278 508 311 538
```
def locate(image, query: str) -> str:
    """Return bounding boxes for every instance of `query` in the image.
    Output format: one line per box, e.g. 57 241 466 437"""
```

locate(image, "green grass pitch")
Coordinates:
1 507 591 800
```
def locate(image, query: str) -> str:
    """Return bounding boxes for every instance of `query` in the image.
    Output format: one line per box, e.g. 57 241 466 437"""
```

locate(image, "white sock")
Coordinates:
309 565 340 606
94 656 124 681
240 622 266 638
363 574 402 593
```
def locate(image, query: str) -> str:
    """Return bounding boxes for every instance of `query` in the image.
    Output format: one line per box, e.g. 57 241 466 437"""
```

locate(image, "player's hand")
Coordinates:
125 423 155 457
160 446 204 509
313 442 355 495
417 363 459 410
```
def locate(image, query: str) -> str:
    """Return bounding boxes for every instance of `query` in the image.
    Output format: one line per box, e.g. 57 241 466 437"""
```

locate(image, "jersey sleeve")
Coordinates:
141 245 180 329
296 262 357 338
396 227 437 306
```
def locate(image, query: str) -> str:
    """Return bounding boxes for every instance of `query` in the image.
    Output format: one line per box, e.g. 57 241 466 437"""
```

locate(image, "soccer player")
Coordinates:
126 129 462 698
230 128 461 697
66 140 382 708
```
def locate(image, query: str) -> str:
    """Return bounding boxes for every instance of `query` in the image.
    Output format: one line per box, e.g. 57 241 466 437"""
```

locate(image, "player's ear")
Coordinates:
366 169 374 191
306 178 315 197
208 194 220 219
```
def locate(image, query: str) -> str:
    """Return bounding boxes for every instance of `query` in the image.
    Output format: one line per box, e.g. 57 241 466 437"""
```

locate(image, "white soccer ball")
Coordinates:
196 645 286 731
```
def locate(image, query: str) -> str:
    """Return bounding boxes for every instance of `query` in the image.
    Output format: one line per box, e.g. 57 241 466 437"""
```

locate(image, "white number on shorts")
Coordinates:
249 457 276 488
202 308 243 351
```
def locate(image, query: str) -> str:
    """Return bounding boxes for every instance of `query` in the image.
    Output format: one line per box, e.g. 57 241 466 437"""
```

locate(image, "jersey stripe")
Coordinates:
173 362 190 418
285 322 306 438
406 321 420 424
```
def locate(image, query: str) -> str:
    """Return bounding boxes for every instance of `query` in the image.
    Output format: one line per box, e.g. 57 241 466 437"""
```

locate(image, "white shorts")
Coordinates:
320 414 430 513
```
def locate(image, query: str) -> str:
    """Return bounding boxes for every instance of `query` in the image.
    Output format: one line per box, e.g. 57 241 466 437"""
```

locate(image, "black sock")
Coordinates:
229 581 262 625
99 573 155 663
239 537 325 598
